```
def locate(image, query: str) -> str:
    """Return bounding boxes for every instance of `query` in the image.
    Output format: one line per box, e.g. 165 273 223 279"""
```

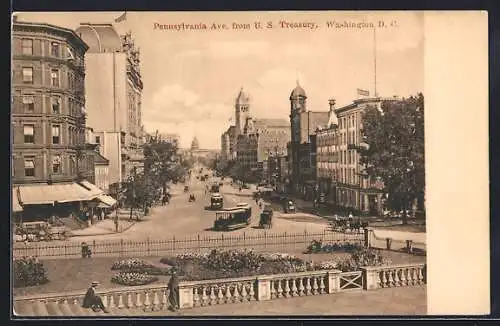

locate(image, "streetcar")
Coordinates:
210 193 224 210
213 207 251 231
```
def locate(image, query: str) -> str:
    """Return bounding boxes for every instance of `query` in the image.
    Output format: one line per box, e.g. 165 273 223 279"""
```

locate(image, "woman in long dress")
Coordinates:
168 270 180 311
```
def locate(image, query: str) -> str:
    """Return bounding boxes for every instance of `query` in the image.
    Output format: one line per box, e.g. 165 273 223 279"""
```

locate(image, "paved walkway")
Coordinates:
150 286 427 316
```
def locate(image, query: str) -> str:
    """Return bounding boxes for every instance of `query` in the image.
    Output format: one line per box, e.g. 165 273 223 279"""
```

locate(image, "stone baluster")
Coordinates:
291 278 298 296
248 282 255 301
209 286 216 305
305 277 312 295
233 284 241 303
193 287 200 307
143 292 151 311
319 276 326 294
161 290 168 310
135 292 142 309
101 294 108 309
217 286 224 304
381 270 388 287
241 283 248 302
418 267 424 285
224 284 232 303
312 277 319 295
152 291 160 311
400 268 407 286
127 293 134 309
270 280 276 299
276 280 283 298
108 294 116 309
409 268 416 286
283 279 291 297
389 270 396 287
298 278 305 296
117 293 125 309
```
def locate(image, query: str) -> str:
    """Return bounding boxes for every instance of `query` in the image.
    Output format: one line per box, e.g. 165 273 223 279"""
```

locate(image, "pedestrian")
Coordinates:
114 216 119 232
168 269 180 311
82 281 109 313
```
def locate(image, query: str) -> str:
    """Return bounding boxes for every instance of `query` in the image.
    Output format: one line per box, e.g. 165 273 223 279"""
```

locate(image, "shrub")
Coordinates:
337 248 392 272
111 258 170 275
111 272 159 286
14 257 49 288
305 240 364 254
160 249 317 281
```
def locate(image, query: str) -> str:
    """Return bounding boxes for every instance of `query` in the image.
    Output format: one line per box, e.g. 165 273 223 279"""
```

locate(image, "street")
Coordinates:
72 172 329 243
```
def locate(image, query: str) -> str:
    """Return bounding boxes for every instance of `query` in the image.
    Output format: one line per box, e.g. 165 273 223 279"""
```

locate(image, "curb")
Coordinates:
68 220 138 237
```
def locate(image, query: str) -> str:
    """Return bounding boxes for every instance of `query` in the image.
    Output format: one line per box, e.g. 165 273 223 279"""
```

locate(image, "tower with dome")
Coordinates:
288 80 329 197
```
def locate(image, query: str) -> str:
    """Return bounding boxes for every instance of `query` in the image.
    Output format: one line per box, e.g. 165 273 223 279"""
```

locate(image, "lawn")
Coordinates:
13 250 425 297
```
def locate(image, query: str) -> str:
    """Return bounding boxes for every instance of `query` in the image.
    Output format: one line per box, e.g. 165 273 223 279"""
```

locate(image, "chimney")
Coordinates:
328 98 336 112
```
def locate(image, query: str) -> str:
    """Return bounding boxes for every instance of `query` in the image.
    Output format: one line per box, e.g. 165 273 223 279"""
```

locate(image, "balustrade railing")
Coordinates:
14 283 171 314
14 263 426 315
361 263 426 290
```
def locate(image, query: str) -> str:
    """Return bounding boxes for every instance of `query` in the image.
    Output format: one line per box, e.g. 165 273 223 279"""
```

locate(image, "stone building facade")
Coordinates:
288 82 329 196
11 20 90 185
75 24 144 187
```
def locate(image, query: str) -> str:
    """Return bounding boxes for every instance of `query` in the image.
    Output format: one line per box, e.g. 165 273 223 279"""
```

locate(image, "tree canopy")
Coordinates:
358 94 425 218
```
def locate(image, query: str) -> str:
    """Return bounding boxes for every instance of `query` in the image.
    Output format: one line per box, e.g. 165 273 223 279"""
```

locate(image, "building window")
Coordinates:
22 39 33 55
51 69 59 87
95 136 100 144
51 97 60 114
52 155 62 174
52 125 61 144
51 42 59 57
23 124 34 143
22 95 35 112
24 159 35 176
22 67 33 84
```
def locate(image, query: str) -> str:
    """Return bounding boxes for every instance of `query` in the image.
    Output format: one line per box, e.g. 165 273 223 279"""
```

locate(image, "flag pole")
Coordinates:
373 27 378 98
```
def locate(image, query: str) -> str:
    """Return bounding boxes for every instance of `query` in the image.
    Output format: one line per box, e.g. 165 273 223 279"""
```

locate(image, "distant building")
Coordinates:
221 125 237 162
75 24 144 187
190 136 200 151
158 133 180 146
288 81 329 197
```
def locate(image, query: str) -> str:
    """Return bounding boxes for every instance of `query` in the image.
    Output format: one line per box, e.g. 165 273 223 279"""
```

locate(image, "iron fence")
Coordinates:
13 230 364 259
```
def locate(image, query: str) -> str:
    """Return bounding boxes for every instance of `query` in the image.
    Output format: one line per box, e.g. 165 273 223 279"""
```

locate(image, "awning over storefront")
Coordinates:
97 194 117 208
12 188 23 212
78 180 104 198
18 182 101 205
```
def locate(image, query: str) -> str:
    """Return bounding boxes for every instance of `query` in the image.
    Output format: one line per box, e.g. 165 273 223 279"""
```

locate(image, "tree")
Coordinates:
358 94 425 223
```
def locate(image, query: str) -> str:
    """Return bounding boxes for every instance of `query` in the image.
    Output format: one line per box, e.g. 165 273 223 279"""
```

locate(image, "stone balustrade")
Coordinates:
14 263 426 315
177 270 342 308
361 263 426 290
14 283 171 314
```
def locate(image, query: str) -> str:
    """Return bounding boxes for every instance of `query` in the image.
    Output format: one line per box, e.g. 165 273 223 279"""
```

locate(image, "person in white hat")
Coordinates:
82 281 109 313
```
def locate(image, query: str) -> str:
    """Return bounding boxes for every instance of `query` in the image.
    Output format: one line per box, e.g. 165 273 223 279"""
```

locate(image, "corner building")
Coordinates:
11 20 107 219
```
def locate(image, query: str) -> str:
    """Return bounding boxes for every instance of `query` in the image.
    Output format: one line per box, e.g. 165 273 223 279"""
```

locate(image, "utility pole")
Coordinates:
373 27 378 98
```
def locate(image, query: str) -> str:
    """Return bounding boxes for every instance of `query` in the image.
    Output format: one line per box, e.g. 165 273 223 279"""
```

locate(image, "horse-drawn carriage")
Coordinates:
259 205 273 229
14 221 69 242
328 217 369 233
213 206 251 231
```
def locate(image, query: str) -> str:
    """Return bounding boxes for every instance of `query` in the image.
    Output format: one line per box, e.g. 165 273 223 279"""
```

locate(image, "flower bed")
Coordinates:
160 248 391 281
111 258 170 275
111 272 159 286
14 257 49 288
305 240 363 254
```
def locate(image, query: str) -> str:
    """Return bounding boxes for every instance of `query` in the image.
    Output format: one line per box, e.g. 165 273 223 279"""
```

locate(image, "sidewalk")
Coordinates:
149 286 427 316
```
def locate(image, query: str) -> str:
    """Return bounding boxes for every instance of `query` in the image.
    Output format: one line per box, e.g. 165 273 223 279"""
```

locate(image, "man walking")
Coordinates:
167 269 180 312
82 281 109 313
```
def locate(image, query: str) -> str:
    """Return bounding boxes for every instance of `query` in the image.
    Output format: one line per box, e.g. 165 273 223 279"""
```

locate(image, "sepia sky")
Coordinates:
15 11 423 149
